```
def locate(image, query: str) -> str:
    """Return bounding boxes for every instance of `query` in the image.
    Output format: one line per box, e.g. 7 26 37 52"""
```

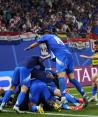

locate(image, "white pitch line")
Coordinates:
2 110 98 117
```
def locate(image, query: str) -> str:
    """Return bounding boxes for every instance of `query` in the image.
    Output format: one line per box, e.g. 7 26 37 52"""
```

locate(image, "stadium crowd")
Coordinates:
0 0 98 38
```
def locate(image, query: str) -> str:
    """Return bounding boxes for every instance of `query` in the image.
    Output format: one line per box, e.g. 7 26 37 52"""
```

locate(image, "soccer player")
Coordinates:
31 67 83 109
29 79 61 113
25 32 88 106
25 67 84 111
80 40 98 103
13 70 62 113
12 56 62 113
0 56 45 111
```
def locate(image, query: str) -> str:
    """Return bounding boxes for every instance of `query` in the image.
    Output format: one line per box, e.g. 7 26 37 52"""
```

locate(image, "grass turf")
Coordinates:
0 86 98 117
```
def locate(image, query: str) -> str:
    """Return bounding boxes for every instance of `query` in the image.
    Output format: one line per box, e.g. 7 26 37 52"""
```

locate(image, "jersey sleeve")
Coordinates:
37 35 47 43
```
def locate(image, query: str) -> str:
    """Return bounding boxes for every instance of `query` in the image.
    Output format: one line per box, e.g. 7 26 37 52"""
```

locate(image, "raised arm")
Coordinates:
24 42 39 51
80 54 98 59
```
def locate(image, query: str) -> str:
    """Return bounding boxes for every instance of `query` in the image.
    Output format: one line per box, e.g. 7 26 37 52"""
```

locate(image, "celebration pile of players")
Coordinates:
0 32 98 114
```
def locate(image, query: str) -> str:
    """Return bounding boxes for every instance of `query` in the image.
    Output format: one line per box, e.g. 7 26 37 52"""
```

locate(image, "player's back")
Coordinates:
38 34 71 56
31 68 53 83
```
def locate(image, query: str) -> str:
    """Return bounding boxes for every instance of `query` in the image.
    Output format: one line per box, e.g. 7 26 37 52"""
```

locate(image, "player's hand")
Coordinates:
46 71 55 79
47 73 55 79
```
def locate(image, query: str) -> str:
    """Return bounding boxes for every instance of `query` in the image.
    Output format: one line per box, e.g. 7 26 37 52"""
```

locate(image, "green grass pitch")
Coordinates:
0 86 98 117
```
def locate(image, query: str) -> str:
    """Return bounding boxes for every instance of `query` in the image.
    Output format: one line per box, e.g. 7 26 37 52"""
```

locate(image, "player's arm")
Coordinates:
24 42 39 51
80 54 98 59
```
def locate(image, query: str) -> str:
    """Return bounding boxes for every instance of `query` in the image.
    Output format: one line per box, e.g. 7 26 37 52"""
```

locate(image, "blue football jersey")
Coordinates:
37 34 71 57
37 34 74 73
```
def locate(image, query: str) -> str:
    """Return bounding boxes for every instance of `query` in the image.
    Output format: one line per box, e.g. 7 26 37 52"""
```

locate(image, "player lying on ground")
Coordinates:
25 31 88 107
25 78 63 113
14 67 84 113
0 56 46 111
30 66 84 110
0 55 84 112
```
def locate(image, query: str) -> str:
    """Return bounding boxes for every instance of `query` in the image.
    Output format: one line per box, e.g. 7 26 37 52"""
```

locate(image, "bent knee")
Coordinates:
57 72 66 77
54 89 61 97
21 85 28 92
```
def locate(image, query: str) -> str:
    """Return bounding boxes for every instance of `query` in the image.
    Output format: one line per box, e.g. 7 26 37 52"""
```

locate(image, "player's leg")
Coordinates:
0 66 20 110
29 80 44 113
47 81 61 97
0 85 16 111
56 57 67 95
57 72 67 94
66 54 88 107
29 94 40 113
55 60 81 108
0 67 22 110
68 73 85 97
13 67 32 112
51 85 82 109
68 72 88 107
95 78 98 105
13 85 28 112
54 88 61 97
45 82 62 111
64 93 81 106
89 74 98 102
56 56 82 99
42 84 51 102
94 77 98 100
12 66 31 112
66 54 85 97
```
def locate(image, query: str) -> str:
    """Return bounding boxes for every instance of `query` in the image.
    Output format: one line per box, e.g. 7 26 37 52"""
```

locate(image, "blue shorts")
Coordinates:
29 80 51 104
11 67 31 86
47 82 57 94
56 52 74 74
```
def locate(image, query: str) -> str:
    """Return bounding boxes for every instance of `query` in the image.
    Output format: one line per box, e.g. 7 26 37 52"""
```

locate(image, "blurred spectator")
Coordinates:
91 19 98 34
0 0 97 38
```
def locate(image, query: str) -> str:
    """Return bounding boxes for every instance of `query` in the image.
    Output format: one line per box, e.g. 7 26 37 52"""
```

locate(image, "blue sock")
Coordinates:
64 93 78 106
15 92 26 107
70 79 85 96
2 90 13 105
92 86 97 96
58 77 66 94
30 105 37 112
62 104 70 110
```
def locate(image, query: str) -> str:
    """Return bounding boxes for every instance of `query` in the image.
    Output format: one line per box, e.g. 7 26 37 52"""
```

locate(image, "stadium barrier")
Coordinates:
0 32 97 41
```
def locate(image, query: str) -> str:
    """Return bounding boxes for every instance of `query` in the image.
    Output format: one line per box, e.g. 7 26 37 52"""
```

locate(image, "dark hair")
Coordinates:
24 56 45 70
